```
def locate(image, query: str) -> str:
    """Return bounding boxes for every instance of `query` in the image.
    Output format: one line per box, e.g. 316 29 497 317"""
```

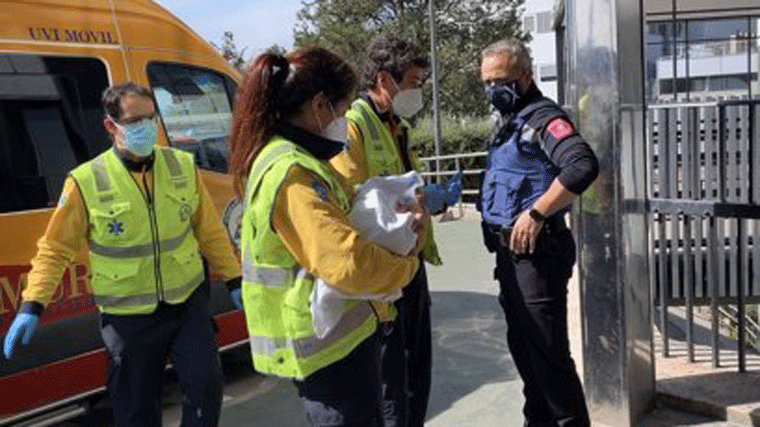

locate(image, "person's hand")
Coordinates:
443 171 463 206
397 198 426 256
3 313 39 359
509 209 544 255
422 184 446 214
230 288 243 310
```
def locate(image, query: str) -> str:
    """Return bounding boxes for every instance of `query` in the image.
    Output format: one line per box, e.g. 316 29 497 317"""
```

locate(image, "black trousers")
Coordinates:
380 262 433 427
294 332 383 427
99 285 223 427
494 229 590 427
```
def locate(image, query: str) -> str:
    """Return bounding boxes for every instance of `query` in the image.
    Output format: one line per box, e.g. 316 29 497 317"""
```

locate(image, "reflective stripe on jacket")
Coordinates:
70 147 203 314
240 136 377 380
346 98 442 266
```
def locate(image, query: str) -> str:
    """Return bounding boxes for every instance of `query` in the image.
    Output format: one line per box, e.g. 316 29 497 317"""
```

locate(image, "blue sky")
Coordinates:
155 0 303 57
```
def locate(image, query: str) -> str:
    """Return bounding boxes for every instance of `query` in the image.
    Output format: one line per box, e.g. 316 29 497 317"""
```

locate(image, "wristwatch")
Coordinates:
528 207 547 222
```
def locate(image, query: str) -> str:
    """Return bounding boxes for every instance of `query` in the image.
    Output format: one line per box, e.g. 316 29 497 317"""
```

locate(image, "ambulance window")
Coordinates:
0 54 110 213
147 63 234 173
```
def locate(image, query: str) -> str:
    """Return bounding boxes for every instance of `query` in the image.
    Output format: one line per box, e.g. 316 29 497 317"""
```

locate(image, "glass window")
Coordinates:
0 54 110 213
523 15 535 34
688 18 749 42
536 12 553 34
147 63 235 173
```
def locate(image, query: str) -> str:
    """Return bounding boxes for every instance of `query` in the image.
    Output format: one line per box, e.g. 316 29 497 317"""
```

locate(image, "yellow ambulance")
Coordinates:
0 0 247 423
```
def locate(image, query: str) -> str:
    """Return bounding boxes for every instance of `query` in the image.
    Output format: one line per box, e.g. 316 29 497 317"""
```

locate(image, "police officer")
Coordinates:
330 35 459 427
478 39 598 427
228 47 423 427
3 83 243 427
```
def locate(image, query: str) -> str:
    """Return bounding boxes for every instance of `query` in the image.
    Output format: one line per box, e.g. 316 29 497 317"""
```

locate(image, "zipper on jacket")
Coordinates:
141 168 165 301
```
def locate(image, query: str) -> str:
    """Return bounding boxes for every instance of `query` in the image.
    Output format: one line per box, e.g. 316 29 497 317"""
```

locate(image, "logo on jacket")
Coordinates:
179 204 192 221
108 220 124 236
311 180 329 201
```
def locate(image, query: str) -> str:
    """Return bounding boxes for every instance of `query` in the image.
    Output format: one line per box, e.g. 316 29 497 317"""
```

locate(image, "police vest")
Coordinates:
346 98 442 266
480 100 562 227
240 136 378 380
70 147 203 315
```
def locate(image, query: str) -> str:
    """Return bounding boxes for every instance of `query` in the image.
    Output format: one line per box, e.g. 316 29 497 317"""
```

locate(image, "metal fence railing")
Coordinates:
647 99 760 372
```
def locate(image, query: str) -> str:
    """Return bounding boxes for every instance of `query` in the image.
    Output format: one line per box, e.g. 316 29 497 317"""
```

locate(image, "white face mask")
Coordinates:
316 100 348 144
390 78 424 118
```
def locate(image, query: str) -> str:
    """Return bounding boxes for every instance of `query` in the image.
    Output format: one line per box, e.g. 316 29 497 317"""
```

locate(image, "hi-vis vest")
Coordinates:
240 136 377 380
346 98 441 266
70 147 203 315
480 100 561 227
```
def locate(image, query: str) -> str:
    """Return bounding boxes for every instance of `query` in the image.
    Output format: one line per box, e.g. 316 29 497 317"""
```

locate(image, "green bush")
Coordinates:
409 114 492 197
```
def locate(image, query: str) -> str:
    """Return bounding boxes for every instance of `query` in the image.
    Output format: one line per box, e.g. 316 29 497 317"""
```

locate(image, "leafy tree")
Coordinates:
211 31 248 72
294 0 529 117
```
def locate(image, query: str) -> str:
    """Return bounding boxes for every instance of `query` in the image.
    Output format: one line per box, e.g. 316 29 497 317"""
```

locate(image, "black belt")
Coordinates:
485 215 568 249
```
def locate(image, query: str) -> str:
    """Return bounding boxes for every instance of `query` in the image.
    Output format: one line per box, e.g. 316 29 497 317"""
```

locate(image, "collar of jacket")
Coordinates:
275 122 345 161
113 146 155 172
360 92 398 124
508 81 543 119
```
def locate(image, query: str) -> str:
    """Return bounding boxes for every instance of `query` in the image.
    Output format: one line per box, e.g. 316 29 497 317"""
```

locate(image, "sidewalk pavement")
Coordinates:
214 213 759 427
435 211 760 426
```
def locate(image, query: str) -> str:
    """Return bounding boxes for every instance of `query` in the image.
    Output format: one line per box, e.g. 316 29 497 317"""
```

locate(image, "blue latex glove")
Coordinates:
423 172 463 213
443 171 463 206
230 288 243 311
422 183 446 213
3 313 39 359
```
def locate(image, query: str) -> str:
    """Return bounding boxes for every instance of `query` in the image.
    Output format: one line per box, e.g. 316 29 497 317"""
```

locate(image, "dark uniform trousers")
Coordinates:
294 331 383 427
379 260 433 427
99 283 223 427
493 226 590 427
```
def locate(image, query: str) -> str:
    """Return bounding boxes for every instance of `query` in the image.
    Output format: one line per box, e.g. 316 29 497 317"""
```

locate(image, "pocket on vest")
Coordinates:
93 260 141 288
282 278 315 338
90 202 135 241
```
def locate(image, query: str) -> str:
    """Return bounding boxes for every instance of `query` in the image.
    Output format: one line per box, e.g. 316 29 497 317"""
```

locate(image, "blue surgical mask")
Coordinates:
485 82 521 115
115 118 157 157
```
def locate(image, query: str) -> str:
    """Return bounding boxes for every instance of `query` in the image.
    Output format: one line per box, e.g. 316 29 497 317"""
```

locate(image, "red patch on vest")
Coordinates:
547 118 573 139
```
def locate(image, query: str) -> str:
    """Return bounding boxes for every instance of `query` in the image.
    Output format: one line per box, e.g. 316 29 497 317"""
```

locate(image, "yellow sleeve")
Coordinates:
329 120 369 190
190 171 242 281
23 177 88 306
271 166 418 295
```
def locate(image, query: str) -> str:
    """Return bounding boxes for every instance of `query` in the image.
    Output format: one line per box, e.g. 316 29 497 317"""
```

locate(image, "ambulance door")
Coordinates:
0 52 112 417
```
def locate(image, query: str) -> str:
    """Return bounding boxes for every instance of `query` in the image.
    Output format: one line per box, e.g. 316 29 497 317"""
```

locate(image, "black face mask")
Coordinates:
484 81 521 115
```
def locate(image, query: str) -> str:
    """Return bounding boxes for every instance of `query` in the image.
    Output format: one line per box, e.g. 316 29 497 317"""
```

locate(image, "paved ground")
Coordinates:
60 215 754 427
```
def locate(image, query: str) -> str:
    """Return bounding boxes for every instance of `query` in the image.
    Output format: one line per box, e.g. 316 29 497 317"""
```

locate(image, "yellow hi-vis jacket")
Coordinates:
341 98 441 265
241 136 383 380
70 147 203 315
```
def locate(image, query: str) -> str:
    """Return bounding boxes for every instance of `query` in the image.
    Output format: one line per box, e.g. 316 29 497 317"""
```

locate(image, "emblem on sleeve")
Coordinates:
108 220 124 236
547 118 573 139
311 180 329 201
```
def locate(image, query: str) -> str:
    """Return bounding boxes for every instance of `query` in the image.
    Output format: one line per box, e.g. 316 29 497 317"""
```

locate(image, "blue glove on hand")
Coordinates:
3 313 39 359
230 288 243 311
422 183 446 213
443 171 463 206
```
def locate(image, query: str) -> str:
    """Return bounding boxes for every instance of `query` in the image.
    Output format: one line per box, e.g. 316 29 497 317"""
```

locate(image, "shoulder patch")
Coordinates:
547 118 574 140
311 180 329 201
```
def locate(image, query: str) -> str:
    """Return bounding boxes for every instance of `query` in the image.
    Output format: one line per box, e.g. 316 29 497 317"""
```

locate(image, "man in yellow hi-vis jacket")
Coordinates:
330 35 459 427
2 83 242 427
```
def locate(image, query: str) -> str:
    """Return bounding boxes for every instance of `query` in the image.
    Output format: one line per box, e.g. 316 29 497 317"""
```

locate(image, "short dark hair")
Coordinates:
363 35 429 88
102 83 153 122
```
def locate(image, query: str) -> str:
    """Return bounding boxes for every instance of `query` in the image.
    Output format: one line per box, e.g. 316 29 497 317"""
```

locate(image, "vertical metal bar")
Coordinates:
684 215 695 362
709 215 720 368
738 218 746 373
428 0 442 184
727 106 739 304
659 213 669 357
684 106 697 362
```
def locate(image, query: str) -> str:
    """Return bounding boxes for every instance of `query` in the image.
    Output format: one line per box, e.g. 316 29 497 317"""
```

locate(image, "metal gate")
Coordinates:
648 99 760 371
